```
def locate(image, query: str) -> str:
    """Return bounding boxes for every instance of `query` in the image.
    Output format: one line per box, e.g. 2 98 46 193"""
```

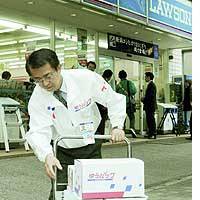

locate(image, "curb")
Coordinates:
0 134 190 159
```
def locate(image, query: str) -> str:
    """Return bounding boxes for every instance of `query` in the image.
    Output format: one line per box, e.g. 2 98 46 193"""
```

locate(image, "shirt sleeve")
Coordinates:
25 126 53 162
26 92 54 162
91 72 126 129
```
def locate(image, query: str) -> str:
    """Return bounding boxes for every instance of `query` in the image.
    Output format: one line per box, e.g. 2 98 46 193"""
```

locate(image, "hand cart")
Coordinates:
53 135 132 200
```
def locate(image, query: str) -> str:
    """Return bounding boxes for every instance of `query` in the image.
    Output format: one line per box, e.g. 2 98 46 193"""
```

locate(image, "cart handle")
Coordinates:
53 135 132 200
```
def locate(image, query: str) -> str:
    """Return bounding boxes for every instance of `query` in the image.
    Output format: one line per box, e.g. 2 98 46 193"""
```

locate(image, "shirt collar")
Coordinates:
59 75 67 94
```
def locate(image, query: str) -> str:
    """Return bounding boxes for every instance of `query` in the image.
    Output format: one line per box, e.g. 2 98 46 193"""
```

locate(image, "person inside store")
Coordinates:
25 48 126 200
116 70 137 138
141 72 157 139
102 69 113 82
1 70 11 80
86 61 96 71
182 80 192 132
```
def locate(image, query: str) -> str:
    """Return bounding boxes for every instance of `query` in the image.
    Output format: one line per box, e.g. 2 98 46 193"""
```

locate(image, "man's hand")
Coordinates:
110 128 125 143
45 153 63 179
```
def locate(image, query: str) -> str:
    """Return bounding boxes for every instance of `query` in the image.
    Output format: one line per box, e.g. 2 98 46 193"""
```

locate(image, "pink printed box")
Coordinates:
74 158 145 199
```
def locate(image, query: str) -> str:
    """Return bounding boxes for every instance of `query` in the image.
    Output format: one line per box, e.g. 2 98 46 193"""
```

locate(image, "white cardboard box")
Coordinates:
74 158 145 199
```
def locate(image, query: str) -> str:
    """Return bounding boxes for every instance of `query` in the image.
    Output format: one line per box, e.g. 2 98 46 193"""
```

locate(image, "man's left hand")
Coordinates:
110 128 125 143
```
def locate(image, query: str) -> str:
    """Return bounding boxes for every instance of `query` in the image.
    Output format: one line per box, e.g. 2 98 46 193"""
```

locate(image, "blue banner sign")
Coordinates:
108 33 159 59
148 0 192 33
119 0 146 16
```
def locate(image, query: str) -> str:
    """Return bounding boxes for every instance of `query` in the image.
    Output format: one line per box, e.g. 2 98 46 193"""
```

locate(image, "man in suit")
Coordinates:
141 72 157 139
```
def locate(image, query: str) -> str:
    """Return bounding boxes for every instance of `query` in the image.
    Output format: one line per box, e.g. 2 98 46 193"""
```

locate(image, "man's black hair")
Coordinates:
118 70 127 79
25 48 60 76
145 72 154 80
87 61 96 67
102 69 113 79
2 71 11 80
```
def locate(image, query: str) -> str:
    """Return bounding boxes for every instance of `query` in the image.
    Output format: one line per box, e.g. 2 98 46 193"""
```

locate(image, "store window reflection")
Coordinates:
0 19 50 81
55 23 96 69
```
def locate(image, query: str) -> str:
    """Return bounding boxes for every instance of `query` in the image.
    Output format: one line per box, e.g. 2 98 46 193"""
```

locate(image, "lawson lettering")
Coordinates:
149 0 192 27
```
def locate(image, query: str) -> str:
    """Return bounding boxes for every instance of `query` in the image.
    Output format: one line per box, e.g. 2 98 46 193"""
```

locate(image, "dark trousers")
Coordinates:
126 110 135 130
145 110 156 136
48 141 102 200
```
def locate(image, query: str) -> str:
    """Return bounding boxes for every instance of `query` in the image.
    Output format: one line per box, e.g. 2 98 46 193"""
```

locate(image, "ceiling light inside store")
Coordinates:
70 14 76 17
0 28 18 33
0 50 18 56
0 41 17 46
19 36 50 43
23 25 50 35
117 18 137 26
108 24 114 27
82 7 106 16
8 61 25 66
134 31 139 34
145 27 163 34
0 19 24 29
0 58 20 63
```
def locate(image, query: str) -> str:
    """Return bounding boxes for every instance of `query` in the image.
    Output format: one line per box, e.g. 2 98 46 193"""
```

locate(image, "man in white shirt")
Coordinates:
25 48 126 199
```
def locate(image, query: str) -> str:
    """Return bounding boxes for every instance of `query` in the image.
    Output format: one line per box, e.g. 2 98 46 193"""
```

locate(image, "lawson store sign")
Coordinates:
82 0 192 34
148 0 192 33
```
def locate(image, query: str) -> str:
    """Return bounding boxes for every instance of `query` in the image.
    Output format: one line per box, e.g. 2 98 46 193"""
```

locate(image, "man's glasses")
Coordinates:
31 71 57 84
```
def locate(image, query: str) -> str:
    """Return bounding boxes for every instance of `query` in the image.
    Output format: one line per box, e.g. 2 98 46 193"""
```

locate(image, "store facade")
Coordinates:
0 0 192 132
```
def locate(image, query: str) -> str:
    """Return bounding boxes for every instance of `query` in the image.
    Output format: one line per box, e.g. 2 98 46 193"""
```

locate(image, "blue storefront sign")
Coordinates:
119 0 146 16
148 0 192 33
82 0 192 35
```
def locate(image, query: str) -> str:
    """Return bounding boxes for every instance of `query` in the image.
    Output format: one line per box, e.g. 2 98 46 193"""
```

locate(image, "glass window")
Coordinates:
55 22 96 69
168 49 183 82
0 18 50 81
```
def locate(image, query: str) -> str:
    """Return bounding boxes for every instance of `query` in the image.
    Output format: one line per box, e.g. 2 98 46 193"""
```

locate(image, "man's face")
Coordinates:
30 63 62 92
145 75 150 82
87 63 96 71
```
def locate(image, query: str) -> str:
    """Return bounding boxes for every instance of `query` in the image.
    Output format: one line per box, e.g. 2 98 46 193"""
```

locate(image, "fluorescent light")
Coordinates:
0 58 20 63
0 41 17 46
23 25 50 35
145 27 163 34
19 36 50 43
0 28 17 33
0 19 24 29
0 50 18 56
8 61 25 66
64 47 77 50
82 7 106 16
117 18 137 26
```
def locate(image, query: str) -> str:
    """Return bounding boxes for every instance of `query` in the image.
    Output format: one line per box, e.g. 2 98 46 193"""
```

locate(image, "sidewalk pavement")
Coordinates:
0 133 190 159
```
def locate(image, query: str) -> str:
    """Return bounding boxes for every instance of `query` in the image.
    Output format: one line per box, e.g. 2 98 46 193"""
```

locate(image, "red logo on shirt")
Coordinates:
101 83 107 91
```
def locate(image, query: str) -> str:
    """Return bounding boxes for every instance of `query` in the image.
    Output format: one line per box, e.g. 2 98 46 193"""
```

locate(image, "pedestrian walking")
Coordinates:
116 70 137 138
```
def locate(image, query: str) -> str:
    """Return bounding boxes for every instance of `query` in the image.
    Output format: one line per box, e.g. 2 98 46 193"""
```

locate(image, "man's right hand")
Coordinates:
45 153 63 179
